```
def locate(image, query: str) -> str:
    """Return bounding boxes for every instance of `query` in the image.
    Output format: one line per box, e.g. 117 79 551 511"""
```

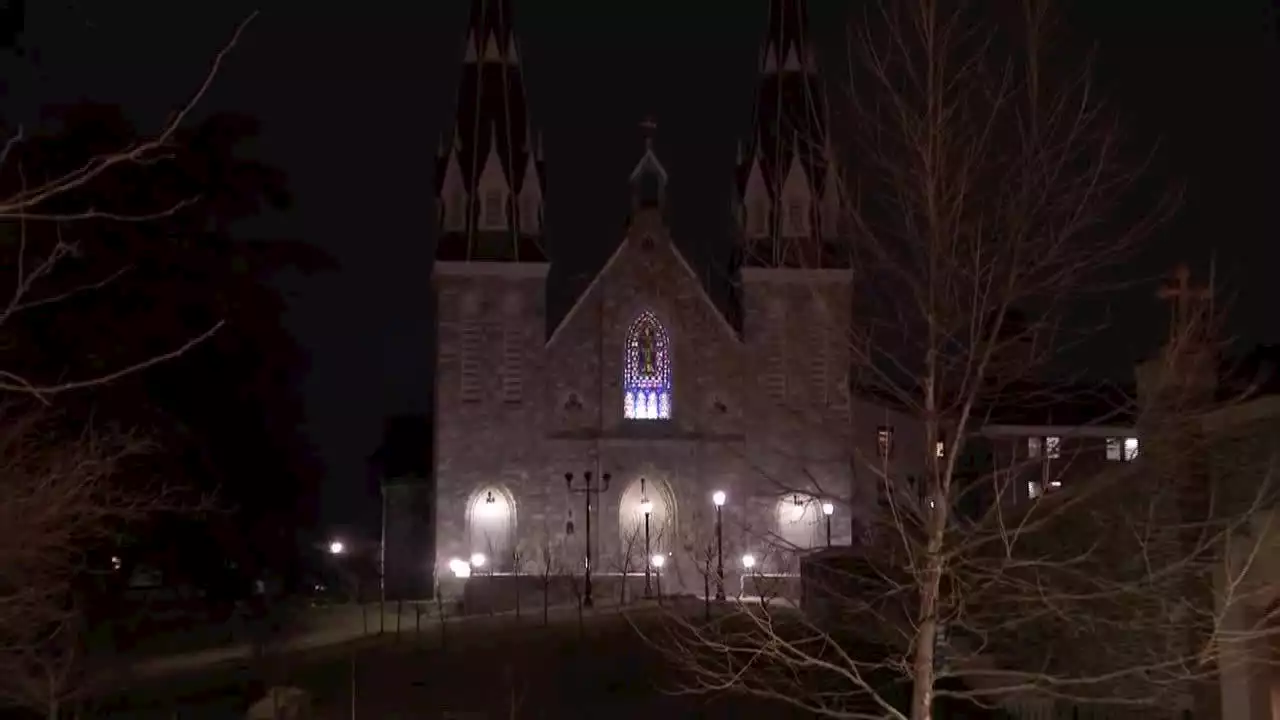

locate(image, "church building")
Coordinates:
393 0 920 599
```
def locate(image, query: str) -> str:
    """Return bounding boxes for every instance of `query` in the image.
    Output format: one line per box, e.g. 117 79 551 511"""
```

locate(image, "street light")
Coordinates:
328 540 345 555
640 478 653 599
742 553 756 569
651 553 666 600
822 501 835 547
566 470 612 608
712 490 726 601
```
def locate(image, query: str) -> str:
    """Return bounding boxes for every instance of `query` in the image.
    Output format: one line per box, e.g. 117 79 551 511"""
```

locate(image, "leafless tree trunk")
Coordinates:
613 521 646 606
636 1 1280 718
538 535 561 627
0 17 255 712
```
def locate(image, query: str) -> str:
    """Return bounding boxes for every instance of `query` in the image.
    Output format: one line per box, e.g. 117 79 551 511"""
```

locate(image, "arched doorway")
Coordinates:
467 486 516 569
775 493 822 553
618 476 676 570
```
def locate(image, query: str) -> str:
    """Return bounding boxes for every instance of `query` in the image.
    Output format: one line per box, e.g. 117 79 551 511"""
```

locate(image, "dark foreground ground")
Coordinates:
86 603 811 719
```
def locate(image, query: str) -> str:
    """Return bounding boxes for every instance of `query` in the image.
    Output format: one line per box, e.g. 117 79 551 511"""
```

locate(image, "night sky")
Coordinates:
2 1 1276 534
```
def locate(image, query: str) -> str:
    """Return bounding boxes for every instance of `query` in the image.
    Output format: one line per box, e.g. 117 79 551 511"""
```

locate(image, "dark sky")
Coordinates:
3 1 1277 534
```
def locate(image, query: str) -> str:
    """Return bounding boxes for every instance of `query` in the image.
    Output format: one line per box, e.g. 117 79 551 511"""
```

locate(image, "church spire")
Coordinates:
629 117 668 216
734 0 841 269
435 0 546 263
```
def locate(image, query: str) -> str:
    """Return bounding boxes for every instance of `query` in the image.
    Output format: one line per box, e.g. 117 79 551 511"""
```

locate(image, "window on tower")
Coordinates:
748 200 769 238
623 311 672 421
786 198 805 235
482 189 506 229
444 191 468 232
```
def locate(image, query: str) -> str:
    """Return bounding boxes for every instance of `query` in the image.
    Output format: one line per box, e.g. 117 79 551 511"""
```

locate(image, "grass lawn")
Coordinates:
88 602 813 719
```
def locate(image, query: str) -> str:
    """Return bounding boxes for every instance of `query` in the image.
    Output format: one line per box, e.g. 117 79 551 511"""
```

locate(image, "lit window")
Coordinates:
1027 437 1041 458
1106 437 1122 461
1123 437 1139 461
623 311 672 420
1027 480 1042 499
1045 436 1061 459
935 441 945 458
876 426 893 459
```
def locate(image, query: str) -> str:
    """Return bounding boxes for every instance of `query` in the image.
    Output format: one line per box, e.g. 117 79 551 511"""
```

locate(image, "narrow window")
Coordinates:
876 426 894 459
623 311 672 420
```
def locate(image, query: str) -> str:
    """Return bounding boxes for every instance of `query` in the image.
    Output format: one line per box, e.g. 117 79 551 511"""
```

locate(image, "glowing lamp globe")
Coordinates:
651 554 666 569
712 490 726 507
741 553 756 569
639 499 653 515
328 540 345 555
470 552 487 568
448 558 471 578
822 502 834 516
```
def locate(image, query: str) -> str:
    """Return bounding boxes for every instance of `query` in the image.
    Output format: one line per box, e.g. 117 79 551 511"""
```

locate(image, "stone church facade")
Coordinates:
382 0 924 600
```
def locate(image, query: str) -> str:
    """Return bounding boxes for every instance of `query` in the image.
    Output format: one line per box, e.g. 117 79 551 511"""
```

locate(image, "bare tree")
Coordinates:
537 532 563 627
0 12 257 400
0 13 258 717
639 0 1280 718
612 519 647 606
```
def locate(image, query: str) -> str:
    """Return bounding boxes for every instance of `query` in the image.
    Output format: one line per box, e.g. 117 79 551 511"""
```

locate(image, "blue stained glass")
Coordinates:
623 311 672 420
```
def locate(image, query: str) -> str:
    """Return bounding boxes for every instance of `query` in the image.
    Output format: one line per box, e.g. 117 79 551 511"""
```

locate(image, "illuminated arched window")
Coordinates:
623 311 672 420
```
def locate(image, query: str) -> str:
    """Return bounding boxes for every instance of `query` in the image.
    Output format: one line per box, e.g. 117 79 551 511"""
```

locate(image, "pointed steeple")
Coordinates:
435 0 546 263
734 0 842 269
629 117 669 215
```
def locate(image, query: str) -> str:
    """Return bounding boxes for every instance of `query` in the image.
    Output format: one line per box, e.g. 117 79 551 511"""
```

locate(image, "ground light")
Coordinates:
448 557 471 578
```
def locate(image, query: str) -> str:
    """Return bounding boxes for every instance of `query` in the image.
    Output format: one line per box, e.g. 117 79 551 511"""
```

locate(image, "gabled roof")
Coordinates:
546 213 741 347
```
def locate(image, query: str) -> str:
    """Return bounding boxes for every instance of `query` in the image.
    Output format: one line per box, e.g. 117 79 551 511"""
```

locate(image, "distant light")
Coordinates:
712 491 726 507
741 553 756 569
639 499 654 515
110 556 122 571
651 554 666 569
470 552 487 568
448 558 471 579
328 540 345 555
822 502 834 516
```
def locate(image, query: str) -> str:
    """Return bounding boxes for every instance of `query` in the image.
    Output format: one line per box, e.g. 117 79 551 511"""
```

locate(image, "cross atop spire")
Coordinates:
640 116 658 147
629 115 668 214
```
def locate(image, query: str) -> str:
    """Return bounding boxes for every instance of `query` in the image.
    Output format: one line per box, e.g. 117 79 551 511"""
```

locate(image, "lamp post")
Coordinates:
712 490 726 601
822 501 834 547
639 478 653 599
565 470 611 608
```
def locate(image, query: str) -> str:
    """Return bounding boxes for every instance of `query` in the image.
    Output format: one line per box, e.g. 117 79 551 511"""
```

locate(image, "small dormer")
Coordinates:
820 148 841 238
743 156 771 239
780 148 812 238
517 150 542 235
439 137 469 232
477 125 510 231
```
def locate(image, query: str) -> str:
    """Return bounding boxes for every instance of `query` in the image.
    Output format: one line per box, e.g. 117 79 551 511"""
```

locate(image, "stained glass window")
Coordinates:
623 311 672 420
